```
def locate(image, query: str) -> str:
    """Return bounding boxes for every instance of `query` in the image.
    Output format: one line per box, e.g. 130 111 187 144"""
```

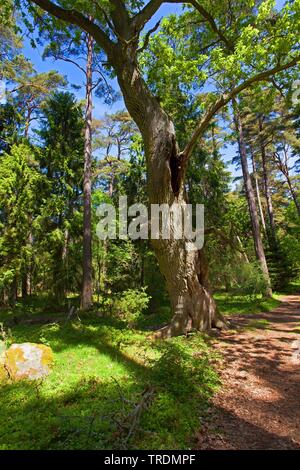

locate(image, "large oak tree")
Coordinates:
22 0 300 337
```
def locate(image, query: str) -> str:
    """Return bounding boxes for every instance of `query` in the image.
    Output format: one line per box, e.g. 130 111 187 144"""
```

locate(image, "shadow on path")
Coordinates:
196 294 300 450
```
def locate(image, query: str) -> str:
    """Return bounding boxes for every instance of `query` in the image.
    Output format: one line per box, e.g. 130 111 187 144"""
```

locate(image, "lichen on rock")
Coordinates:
4 343 54 381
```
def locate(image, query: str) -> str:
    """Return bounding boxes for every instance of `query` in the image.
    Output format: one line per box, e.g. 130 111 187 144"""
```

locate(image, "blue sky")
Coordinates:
21 3 183 115
20 0 287 183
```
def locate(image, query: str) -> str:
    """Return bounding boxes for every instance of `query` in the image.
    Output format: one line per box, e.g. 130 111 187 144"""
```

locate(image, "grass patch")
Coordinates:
2 280 298 449
214 293 281 316
0 308 220 450
214 279 300 317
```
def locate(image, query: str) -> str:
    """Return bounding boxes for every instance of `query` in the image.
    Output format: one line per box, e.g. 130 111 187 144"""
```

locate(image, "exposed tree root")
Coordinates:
152 310 229 340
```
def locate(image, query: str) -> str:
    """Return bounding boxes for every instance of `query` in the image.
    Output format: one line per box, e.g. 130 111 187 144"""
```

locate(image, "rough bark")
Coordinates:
81 32 94 310
233 101 272 297
152 235 225 339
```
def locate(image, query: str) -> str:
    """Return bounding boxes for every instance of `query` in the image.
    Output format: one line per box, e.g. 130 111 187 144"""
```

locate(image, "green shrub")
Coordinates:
227 262 268 298
114 288 151 324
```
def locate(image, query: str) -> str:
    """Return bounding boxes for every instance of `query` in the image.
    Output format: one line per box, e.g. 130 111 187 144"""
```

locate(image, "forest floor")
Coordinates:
1 290 299 450
196 293 300 450
0 299 219 450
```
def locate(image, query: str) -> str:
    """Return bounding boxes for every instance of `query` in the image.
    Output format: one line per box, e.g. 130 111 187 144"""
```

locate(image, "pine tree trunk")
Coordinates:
233 101 272 297
81 32 94 310
250 147 267 233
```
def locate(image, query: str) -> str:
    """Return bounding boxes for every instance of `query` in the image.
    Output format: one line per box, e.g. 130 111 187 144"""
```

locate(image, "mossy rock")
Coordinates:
4 343 54 381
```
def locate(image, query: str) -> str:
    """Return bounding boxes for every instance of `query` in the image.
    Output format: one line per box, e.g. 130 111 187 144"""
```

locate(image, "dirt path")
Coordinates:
196 294 300 450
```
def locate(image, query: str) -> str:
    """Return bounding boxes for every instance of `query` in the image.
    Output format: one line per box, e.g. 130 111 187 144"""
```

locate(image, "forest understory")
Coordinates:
0 284 299 450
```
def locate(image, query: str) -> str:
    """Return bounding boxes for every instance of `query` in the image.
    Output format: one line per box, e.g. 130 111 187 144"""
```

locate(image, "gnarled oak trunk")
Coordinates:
112 49 227 336
152 236 225 338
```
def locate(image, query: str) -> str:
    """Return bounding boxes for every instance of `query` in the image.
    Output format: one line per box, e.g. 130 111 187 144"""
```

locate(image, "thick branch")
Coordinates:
29 0 114 54
109 0 131 39
183 56 300 160
131 0 163 32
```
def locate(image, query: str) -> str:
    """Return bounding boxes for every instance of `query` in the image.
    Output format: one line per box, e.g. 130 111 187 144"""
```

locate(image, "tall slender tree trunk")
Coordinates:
81 32 94 310
258 118 277 247
233 101 272 297
250 147 266 233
